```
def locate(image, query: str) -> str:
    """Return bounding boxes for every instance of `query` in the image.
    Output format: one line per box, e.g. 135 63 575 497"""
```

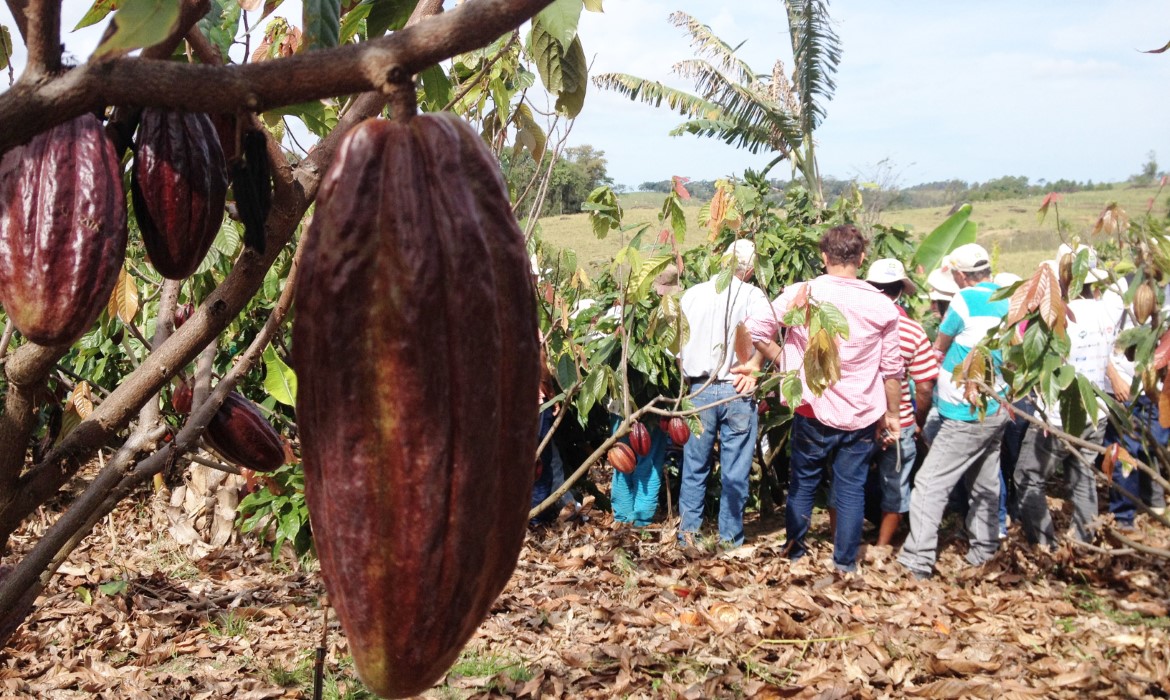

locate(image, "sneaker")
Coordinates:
1150 506 1166 517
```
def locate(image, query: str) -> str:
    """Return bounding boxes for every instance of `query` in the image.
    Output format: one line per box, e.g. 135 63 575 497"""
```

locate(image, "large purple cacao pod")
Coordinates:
0 114 127 346
293 113 539 698
205 391 285 473
132 108 228 279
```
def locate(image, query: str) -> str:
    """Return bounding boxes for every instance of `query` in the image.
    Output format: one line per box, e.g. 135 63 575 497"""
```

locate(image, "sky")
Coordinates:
3 1 1169 190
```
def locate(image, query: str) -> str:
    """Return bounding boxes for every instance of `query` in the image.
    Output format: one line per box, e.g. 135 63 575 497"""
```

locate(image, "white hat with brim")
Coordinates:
926 267 959 301
864 258 916 295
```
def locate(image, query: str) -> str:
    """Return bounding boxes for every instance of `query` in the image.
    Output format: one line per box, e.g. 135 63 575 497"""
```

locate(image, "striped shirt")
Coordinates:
937 282 1008 421
896 309 939 428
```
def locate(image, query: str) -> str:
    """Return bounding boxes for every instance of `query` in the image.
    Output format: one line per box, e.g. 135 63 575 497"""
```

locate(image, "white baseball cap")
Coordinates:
926 267 959 301
944 243 991 273
864 258 916 294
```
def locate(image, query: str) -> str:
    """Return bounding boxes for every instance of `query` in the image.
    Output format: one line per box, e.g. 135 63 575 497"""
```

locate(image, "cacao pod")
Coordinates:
668 417 691 446
629 421 651 457
1142 364 1160 403
205 391 285 472
1057 253 1074 296
292 114 539 698
230 128 272 253
1134 281 1156 325
0 114 127 345
131 109 228 279
172 381 193 414
174 302 194 328
608 442 637 474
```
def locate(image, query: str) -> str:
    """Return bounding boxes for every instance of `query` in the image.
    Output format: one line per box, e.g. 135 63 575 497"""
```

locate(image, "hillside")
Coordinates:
536 185 1168 277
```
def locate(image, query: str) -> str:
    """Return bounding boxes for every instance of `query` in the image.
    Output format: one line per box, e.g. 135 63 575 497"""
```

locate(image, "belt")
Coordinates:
688 375 732 384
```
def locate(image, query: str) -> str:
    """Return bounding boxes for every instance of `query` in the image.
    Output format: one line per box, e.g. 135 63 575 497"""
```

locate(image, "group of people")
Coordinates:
608 224 1165 578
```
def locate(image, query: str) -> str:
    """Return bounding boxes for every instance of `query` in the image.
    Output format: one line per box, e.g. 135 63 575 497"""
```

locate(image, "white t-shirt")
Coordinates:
1040 296 1117 427
679 275 770 381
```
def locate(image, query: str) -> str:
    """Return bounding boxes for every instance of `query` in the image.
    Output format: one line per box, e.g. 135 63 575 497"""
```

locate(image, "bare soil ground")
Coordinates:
2 487 1168 699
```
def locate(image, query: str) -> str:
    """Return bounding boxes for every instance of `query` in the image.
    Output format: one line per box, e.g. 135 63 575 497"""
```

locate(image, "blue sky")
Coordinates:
4 2 1169 190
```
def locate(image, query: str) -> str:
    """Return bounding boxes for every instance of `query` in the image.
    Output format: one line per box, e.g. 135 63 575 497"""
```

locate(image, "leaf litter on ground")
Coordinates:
1 479 1168 699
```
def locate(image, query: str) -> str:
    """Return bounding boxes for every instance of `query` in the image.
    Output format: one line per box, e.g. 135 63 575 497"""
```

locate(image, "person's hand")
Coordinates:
730 365 757 395
877 412 899 448
1112 375 1131 404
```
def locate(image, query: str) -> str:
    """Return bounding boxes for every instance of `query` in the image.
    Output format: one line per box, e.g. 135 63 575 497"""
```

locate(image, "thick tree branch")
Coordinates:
0 0 554 154
23 0 61 75
4 0 29 45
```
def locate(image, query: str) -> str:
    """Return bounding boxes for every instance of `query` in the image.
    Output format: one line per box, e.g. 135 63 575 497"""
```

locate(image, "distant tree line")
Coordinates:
505 145 614 216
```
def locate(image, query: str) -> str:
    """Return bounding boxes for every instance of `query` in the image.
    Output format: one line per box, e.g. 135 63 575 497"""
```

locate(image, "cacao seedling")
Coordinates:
608 442 637 474
668 416 691 446
1134 281 1156 325
292 113 539 698
0 114 127 345
205 391 285 472
629 421 651 457
131 108 228 279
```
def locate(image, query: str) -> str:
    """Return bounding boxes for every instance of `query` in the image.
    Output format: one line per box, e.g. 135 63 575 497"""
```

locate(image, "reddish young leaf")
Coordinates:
1037 192 1062 224
671 175 691 200
1006 268 1043 327
1153 328 1170 370
1160 369 1170 429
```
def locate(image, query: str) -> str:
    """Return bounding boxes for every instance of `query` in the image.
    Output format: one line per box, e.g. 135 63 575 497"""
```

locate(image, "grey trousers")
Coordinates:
1014 418 1105 546
899 411 1008 575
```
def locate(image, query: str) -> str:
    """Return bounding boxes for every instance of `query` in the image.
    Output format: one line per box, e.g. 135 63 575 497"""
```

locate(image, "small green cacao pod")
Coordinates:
292 113 539 698
205 391 285 473
132 108 228 279
0 114 127 345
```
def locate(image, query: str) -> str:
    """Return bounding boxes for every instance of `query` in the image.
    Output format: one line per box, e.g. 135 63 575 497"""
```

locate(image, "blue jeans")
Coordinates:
1108 396 1169 526
678 382 757 546
787 413 877 572
876 425 916 514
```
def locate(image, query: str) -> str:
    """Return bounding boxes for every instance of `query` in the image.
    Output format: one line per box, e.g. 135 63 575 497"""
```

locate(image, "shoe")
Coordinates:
1150 506 1166 517
895 558 932 581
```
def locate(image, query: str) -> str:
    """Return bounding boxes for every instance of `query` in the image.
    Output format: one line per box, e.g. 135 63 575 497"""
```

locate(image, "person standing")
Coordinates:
898 243 1009 579
1014 264 1116 546
677 241 769 548
863 259 939 547
740 225 903 573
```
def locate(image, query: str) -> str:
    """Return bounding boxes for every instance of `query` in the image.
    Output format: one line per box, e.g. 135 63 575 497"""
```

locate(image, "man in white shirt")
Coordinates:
1014 263 1116 546
677 240 770 547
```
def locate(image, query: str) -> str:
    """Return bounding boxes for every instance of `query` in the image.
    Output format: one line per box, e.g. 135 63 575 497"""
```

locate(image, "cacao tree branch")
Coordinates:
0 0 556 155
187 450 242 476
0 318 13 362
21 0 59 75
0 339 67 522
4 0 30 42
1107 527 1170 558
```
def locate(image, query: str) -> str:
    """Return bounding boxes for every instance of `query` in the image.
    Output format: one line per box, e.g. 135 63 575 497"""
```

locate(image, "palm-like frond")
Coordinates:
592 72 720 119
786 0 841 134
668 11 755 87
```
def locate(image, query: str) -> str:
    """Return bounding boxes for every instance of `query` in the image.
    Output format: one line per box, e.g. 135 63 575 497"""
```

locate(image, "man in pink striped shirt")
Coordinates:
737 225 903 573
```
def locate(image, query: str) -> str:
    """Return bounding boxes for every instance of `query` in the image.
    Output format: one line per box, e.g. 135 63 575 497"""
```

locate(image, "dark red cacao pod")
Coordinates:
0 114 127 345
608 443 637 474
629 422 651 457
292 114 539 698
174 302 194 328
172 381 193 414
668 417 691 446
131 109 228 279
205 391 285 472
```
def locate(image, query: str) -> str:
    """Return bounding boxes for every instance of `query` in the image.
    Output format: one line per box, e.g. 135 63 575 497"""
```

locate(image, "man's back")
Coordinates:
680 276 768 381
937 282 1008 420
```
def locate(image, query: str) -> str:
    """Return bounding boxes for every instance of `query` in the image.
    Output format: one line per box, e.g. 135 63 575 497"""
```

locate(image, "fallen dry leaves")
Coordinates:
2 482 1169 699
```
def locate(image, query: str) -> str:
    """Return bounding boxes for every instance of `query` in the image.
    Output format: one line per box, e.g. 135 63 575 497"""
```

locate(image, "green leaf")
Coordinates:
197 0 241 62
534 0 583 48
628 255 673 303
0 25 13 71
419 64 454 111
93 0 182 58
554 36 588 117
366 0 416 38
99 579 129 596
583 0 603 10
530 21 565 94
303 0 341 51
578 365 607 418
781 372 804 413
1077 375 1099 425
75 0 119 30
338 2 370 43
265 100 339 138
262 344 297 406
817 302 850 341
910 203 975 273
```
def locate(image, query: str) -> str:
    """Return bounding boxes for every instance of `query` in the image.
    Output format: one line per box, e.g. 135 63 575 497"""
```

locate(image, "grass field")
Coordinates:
536 185 1169 277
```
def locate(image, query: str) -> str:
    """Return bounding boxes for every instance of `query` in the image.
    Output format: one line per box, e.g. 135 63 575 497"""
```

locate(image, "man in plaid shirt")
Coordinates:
740 225 903 573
